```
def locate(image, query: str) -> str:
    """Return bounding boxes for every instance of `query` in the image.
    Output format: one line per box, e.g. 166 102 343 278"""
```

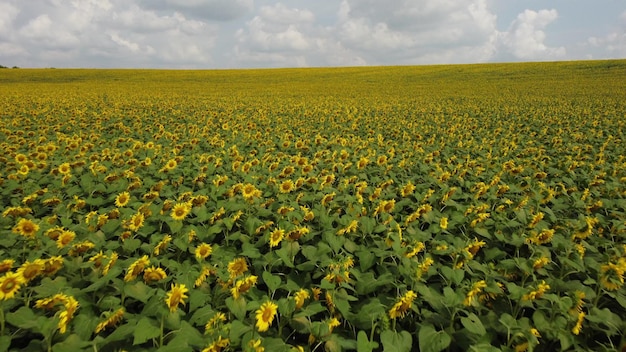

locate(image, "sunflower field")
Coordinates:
1 60 626 352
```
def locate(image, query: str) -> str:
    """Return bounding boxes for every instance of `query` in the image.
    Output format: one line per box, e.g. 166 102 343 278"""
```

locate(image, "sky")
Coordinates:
0 0 625 69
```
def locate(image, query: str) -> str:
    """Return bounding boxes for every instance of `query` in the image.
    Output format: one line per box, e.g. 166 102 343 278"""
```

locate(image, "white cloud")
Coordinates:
335 0 499 64
234 3 319 66
498 9 566 60
234 0 501 67
0 0 624 68
0 3 19 39
137 0 253 21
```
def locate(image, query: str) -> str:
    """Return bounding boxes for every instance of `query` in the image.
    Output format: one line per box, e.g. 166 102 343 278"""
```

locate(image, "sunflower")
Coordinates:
230 275 258 299
533 256 550 270
12 218 40 238
255 301 278 332
202 336 230 352
599 262 624 291
227 258 248 279
195 243 213 260
126 213 145 232
417 257 434 279
465 238 487 259
0 271 26 300
143 266 167 284
194 266 213 288
388 290 417 319
269 228 285 248
279 180 294 193
17 259 45 283
57 230 76 248
336 220 358 236
242 183 261 201
114 191 131 207
293 289 310 310
58 296 79 333
2 206 32 218
439 217 448 230
171 202 192 221
95 308 125 334
400 181 416 197
356 157 369 169
153 235 172 256
527 229 555 245
204 312 227 333
102 253 118 276
42 256 64 276
165 283 189 312
58 162 71 175
0 260 14 274
522 280 550 301
124 255 150 282
571 311 586 335
321 193 335 207
463 280 487 307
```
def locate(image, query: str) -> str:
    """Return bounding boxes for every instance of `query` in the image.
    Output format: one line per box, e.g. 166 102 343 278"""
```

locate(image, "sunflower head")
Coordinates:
255 300 278 332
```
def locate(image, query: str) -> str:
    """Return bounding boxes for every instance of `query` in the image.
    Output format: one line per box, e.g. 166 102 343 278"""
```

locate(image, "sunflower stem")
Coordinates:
0 302 5 336
159 314 165 347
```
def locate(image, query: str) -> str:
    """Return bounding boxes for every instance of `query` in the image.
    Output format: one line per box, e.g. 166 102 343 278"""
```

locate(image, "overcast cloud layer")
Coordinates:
0 0 624 68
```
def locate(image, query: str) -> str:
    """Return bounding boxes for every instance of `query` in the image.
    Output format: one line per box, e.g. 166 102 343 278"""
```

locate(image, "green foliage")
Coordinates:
0 60 625 351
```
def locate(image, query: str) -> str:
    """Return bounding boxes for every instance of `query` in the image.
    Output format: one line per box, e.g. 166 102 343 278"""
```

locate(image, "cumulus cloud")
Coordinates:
585 11 626 59
498 9 566 60
0 0 219 68
335 0 499 64
137 0 253 21
233 0 501 67
0 0 623 68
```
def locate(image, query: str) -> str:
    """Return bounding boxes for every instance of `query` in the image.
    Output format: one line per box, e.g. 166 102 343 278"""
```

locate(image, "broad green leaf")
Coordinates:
461 313 486 335
132 317 160 345
167 321 205 348
225 296 247 321
124 281 155 304
381 330 412 352
52 334 91 352
357 330 379 352
262 271 282 292
418 324 450 352
229 319 253 345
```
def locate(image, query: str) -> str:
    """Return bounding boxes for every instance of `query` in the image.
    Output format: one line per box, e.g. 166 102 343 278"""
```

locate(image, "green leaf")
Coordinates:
167 321 205 348
275 245 295 268
0 336 11 352
229 319 253 345
166 219 184 234
356 249 376 272
442 286 461 307
34 276 69 297
461 313 486 335
5 306 39 330
241 242 261 258
122 238 141 253
418 324 450 352
132 317 160 345
52 334 91 352
380 330 412 352
532 310 550 332
225 296 247 321
474 227 491 239
468 343 501 352
73 314 98 342
124 281 155 304
101 322 135 345
357 330 379 352
262 271 282 292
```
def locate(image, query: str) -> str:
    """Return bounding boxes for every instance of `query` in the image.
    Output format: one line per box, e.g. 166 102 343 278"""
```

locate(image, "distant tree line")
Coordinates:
0 64 19 69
